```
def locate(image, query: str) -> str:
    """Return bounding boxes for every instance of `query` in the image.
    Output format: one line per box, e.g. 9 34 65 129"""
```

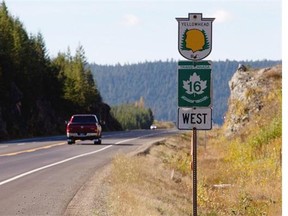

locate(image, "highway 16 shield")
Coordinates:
178 61 212 107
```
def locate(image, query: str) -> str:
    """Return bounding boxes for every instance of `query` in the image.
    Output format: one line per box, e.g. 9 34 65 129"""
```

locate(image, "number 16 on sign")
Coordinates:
178 61 212 107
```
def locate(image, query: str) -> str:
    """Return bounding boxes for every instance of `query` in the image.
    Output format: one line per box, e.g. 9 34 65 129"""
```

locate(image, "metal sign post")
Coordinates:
192 128 197 216
176 13 215 216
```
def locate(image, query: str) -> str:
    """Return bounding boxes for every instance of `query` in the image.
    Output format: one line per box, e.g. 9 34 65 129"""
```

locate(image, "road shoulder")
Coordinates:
64 137 164 216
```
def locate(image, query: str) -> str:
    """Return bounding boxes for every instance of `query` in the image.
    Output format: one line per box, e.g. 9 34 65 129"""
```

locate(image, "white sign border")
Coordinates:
177 107 212 130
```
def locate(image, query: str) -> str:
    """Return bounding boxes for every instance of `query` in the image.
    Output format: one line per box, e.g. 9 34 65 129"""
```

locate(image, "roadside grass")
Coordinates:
104 127 281 215
198 85 282 215
107 137 193 216
103 88 281 216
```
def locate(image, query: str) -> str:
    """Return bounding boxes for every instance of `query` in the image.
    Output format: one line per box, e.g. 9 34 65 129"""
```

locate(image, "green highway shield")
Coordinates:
178 61 212 107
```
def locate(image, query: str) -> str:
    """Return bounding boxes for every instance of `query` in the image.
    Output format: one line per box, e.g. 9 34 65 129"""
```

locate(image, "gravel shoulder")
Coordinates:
64 138 165 216
64 165 112 216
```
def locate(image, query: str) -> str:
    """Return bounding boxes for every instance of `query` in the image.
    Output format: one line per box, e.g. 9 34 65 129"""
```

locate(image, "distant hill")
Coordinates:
90 59 281 125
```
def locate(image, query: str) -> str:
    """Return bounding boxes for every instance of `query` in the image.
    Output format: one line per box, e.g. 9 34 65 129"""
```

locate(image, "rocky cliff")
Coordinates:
223 64 282 136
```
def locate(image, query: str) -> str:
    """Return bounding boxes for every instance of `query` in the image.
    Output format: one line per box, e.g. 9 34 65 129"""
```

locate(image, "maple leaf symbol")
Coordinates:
183 73 207 95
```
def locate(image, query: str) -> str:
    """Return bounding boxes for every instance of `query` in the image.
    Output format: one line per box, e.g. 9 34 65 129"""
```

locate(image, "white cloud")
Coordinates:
211 10 232 23
121 14 140 26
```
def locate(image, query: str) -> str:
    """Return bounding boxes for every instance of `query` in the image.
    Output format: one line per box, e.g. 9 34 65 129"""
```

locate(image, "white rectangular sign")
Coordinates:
177 107 212 130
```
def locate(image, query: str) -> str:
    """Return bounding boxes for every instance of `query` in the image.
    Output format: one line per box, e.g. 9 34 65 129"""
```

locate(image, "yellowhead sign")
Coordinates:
176 13 215 61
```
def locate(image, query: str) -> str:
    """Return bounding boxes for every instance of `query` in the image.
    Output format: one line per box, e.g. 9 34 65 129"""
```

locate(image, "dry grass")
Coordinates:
99 80 282 216
101 113 281 215
263 66 282 80
102 123 281 215
196 86 282 215
106 136 193 216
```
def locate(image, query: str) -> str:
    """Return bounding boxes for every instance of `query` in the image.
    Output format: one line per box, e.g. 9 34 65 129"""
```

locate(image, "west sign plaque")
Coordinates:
177 107 212 130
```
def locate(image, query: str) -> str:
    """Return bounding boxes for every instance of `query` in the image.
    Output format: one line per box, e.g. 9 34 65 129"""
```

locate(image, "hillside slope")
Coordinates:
71 64 282 215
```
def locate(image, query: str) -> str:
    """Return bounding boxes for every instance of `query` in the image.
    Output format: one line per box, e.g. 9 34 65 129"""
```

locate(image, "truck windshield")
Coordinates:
72 116 97 123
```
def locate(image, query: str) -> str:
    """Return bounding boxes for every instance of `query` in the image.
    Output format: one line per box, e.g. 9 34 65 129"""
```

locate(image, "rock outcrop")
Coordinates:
224 64 281 136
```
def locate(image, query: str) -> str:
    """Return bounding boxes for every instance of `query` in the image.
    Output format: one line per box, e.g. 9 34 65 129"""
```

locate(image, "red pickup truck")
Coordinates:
66 114 102 144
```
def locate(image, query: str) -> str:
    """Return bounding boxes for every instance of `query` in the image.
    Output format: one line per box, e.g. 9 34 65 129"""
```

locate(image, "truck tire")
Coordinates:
94 139 101 145
68 139 75 145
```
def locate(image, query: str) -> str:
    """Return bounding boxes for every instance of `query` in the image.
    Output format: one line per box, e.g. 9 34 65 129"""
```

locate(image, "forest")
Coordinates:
0 2 281 140
90 59 281 125
0 2 153 140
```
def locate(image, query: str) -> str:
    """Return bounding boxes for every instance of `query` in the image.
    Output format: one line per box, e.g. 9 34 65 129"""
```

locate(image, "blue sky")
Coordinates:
4 0 282 65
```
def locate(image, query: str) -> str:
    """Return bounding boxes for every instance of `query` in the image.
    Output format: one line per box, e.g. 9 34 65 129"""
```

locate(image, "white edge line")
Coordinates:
0 145 112 186
0 132 170 186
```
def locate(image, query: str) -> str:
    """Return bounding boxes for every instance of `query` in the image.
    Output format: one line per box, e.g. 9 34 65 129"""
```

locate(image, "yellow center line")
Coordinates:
0 142 67 157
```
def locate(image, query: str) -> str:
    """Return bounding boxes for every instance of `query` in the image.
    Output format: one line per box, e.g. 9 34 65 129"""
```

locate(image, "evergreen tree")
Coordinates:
111 102 154 130
52 45 102 114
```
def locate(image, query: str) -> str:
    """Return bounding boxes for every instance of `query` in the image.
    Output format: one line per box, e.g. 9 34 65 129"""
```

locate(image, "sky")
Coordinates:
3 0 283 65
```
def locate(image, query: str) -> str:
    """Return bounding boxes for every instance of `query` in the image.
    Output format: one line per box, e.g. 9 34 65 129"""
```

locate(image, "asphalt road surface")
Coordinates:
0 129 178 215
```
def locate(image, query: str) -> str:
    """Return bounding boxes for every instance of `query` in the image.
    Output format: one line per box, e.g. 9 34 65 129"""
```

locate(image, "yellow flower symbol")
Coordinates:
185 29 205 52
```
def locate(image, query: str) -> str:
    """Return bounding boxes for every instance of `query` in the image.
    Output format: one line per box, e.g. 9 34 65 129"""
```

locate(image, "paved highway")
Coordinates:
0 129 178 215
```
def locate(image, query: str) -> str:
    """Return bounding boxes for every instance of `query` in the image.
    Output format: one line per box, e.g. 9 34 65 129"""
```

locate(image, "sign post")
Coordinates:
176 13 215 216
192 128 197 216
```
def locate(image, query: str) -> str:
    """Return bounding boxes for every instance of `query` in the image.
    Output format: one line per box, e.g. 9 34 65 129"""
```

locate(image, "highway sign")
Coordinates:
176 13 215 61
175 13 215 216
177 107 212 130
178 61 212 107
